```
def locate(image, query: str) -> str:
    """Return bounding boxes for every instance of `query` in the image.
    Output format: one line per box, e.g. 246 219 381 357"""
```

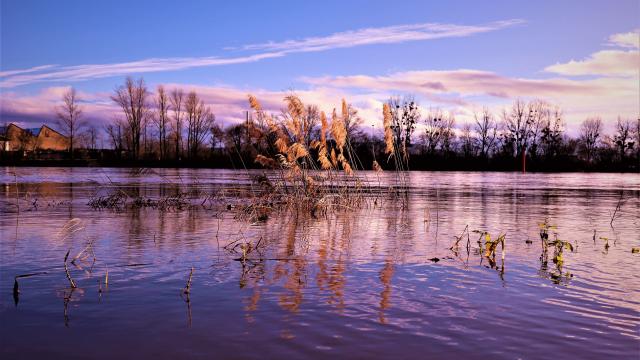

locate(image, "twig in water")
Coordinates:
183 267 194 294
450 225 469 250
64 249 77 288
610 192 624 227
12 271 49 301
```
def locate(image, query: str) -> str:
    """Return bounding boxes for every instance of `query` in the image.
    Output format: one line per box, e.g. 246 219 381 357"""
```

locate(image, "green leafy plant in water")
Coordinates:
549 233 573 267
537 220 575 284
484 233 506 259
472 230 506 263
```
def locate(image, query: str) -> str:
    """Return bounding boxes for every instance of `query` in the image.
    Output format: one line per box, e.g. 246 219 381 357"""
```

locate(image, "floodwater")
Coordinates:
1 167 639 359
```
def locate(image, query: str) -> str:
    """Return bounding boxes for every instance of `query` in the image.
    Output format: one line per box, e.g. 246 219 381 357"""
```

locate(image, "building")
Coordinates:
0 123 70 152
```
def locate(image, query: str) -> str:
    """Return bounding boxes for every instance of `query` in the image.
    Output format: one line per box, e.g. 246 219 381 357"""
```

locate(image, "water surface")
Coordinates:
1 167 639 359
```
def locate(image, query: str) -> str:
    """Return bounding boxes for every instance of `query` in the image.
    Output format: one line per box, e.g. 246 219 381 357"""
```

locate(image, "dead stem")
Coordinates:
610 192 624 227
64 249 77 288
183 267 194 294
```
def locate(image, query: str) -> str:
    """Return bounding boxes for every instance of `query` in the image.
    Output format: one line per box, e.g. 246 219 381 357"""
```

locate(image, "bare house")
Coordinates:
0 123 70 152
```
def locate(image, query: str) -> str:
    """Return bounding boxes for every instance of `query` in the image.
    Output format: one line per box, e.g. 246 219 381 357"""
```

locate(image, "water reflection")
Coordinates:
1 168 639 358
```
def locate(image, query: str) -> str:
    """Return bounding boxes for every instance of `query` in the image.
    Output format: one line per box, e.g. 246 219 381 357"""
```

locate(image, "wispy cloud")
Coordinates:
0 53 286 88
0 19 523 88
236 19 524 52
0 64 58 78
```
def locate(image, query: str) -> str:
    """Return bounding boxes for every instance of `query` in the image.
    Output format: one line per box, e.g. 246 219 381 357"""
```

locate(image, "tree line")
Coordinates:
36 77 640 171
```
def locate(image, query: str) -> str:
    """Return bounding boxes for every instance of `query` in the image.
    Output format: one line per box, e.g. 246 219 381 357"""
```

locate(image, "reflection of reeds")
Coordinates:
378 259 394 324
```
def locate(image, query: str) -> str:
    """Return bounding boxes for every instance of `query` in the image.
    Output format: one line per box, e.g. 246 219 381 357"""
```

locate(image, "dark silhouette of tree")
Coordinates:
185 91 215 160
387 97 419 167
540 106 564 159
111 77 150 159
579 117 602 163
154 85 170 160
474 107 497 159
170 88 184 160
613 117 635 161
56 87 85 158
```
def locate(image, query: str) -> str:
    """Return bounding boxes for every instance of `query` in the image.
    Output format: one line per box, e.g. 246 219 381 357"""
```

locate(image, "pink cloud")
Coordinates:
607 28 640 49
544 49 639 77
545 28 639 77
2 67 637 136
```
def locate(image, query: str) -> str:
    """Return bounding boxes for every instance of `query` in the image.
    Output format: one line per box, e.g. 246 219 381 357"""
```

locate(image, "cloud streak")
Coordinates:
237 19 524 52
0 53 286 88
0 19 523 88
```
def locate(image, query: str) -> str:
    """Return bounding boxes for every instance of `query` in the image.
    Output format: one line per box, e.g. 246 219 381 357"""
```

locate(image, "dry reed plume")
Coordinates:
247 94 368 217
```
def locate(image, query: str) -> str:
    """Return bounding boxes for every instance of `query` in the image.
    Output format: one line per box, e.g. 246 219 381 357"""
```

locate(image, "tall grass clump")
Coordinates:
247 94 370 217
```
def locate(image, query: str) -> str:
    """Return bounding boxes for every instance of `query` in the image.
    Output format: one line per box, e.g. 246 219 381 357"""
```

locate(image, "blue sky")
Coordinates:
1 0 638 132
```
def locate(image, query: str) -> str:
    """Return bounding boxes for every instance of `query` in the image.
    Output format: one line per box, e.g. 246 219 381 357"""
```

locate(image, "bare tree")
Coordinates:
421 107 444 154
540 106 564 158
502 99 532 158
111 77 150 159
105 119 127 153
154 85 170 160
634 118 640 160
440 113 456 154
613 117 635 160
209 123 224 155
341 99 365 142
421 107 454 155
86 125 99 150
386 96 419 166
579 117 602 163
56 88 84 157
459 122 475 157
185 91 215 159
474 107 497 158
224 124 244 153
526 100 549 158
170 88 184 160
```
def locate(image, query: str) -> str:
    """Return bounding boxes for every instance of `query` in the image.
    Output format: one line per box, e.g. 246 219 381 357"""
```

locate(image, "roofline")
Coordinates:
3 123 66 138
7 123 24 131
39 124 66 138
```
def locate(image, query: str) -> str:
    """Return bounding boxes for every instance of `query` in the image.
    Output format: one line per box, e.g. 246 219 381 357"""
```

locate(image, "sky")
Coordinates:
1 0 638 136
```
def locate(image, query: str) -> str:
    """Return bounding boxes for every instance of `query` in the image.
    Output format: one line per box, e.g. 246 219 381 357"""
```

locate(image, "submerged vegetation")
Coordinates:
538 220 576 283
